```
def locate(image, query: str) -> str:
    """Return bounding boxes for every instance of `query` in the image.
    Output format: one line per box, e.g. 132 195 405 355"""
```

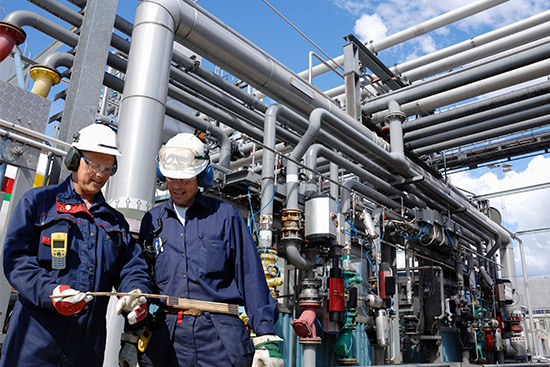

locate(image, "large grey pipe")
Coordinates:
108 0 177 218
281 108 323 271
365 41 550 118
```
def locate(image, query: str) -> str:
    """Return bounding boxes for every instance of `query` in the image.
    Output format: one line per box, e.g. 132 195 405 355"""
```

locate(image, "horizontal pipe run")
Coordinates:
415 114 550 155
403 21 550 82
0 118 71 149
407 102 550 149
295 0 509 82
403 80 550 132
371 57 550 122
404 92 550 141
365 41 550 118
393 9 550 78
0 128 67 157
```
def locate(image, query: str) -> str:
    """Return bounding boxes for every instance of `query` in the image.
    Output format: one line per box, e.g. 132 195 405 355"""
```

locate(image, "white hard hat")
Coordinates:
72 124 122 156
158 133 209 179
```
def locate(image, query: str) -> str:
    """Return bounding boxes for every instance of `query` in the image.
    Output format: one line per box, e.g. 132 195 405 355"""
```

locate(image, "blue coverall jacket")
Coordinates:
0 176 152 367
138 193 278 366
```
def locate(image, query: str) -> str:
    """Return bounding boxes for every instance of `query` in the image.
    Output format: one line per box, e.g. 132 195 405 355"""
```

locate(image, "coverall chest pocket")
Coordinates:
200 238 228 277
36 218 73 269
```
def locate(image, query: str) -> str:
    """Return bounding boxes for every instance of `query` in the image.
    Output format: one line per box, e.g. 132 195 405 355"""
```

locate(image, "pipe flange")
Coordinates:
29 65 62 85
0 21 27 45
384 109 407 123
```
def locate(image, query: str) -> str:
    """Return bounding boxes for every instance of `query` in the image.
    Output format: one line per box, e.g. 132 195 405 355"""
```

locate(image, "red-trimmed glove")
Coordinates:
51 285 93 316
116 289 148 325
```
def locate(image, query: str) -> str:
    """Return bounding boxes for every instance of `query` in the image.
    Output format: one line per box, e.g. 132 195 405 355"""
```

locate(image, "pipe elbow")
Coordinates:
285 240 315 271
142 0 183 28
42 52 74 70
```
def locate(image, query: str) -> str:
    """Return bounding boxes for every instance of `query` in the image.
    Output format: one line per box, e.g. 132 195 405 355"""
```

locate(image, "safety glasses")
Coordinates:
82 155 116 175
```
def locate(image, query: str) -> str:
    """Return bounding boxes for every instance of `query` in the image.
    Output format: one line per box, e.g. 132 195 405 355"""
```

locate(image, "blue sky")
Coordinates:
2 0 550 277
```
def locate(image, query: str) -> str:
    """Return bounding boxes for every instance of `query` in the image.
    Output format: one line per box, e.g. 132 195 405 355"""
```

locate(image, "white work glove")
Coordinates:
252 334 284 367
51 285 93 316
116 289 148 325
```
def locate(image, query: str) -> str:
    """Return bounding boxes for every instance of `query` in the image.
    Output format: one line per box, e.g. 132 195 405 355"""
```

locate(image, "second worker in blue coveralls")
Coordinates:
138 133 283 367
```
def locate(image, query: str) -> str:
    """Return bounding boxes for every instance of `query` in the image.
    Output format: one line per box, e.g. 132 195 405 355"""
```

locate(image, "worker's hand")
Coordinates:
116 289 148 325
252 334 284 367
51 285 93 316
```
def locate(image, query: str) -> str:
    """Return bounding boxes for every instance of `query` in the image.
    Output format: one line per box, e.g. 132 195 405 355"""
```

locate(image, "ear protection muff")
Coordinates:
64 147 81 171
109 158 118 176
197 165 213 188
156 162 213 188
64 147 118 175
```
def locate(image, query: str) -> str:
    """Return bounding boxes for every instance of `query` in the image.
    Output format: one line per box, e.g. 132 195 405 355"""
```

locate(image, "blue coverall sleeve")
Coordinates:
116 232 153 294
231 206 278 336
2 192 58 309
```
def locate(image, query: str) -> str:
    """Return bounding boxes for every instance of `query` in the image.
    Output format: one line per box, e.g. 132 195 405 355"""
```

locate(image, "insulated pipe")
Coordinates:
2 10 128 75
108 0 177 218
283 107 322 271
167 85 265 143
259 105 280 249
403 80 550 132
304 143 426 209
173 0 389 152
514 234 541 356
0 118 71 150
392 9 550 77
286 109 322 210
3 10 78 48
386 100 407 157
415 114 550 155
341 180 404 213
401 21 550 82
0 127 67 157
295 0 510 82
405 92 550 141
408 103 550 150
365 41 550 118
164 104 231 170
371 56 550 122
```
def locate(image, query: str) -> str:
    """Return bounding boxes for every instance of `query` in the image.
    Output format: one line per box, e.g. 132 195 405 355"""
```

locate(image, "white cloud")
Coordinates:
353 13 388 43
332 0 550 58
450 155 550 277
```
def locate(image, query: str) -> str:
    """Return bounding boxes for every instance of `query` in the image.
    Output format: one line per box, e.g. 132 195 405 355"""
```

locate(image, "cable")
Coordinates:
365 231 384 284
247 186 276 236
246 187 281 283
345 218 358 237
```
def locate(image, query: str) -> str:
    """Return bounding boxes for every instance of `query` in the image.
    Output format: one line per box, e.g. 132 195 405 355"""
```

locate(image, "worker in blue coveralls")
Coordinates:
0 123 152 367
138 133 283 367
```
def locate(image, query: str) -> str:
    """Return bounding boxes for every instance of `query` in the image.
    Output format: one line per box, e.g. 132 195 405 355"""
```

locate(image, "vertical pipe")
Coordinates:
107 0 177 219
303 344 316 367
259 105 279 249
515 235 541 356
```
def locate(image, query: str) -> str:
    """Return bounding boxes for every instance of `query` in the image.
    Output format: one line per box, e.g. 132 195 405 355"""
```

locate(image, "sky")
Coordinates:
1 0 550 277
